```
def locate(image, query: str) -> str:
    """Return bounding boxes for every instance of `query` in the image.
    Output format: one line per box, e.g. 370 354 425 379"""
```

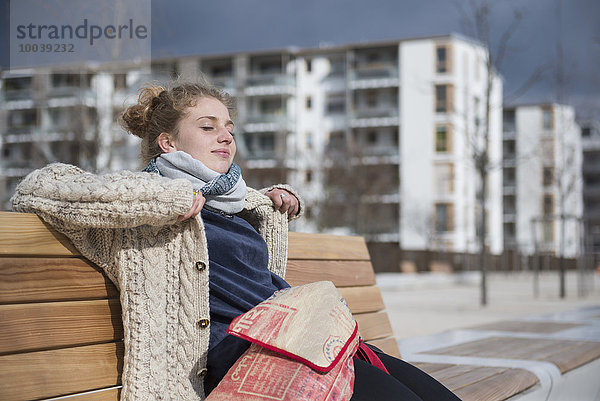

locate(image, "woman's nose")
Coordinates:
217 128 234 143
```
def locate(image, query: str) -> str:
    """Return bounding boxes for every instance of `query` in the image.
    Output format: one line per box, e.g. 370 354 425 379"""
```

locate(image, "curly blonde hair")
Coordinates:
120 81 236 164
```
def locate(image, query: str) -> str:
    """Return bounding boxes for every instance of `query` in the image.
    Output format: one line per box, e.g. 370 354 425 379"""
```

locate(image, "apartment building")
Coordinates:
0 67 149 209
0 34 504 270
581 121 600 261
502 104 583 257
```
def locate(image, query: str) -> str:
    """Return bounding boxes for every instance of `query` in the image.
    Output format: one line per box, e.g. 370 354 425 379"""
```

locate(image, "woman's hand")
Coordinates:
265 189 300 218
178 191 206 222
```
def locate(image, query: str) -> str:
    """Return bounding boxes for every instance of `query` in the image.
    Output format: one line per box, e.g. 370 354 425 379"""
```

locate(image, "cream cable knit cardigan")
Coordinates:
11 163 301 401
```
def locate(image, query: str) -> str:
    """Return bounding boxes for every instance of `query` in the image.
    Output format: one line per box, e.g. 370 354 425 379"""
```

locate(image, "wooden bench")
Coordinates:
4 211 598 401
0 211 399 400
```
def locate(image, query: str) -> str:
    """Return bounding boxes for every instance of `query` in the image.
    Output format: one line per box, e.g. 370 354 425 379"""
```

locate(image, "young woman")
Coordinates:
11 81 460 401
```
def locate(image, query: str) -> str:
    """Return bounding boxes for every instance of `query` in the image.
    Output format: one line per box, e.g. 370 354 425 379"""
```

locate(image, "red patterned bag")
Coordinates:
206 281 359 401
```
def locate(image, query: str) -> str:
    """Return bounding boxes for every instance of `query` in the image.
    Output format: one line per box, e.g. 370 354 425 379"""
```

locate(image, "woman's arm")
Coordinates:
11 163 194 229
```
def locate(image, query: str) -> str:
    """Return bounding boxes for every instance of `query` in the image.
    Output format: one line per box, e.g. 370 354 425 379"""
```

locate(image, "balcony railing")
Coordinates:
351 107 398 119
246 74 294 87
350 64 398 80
2 89 33 101
208 76 235 90
48 87 94 99
245 114 290 125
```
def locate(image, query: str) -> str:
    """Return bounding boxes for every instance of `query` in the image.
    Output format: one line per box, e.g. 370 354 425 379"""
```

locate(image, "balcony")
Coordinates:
208 76 236 93
583 162 600 176
351 64 398 79
350 108 399 128
2 88 33 101
244 74 295 96
243 114 294 133
349 65 399 89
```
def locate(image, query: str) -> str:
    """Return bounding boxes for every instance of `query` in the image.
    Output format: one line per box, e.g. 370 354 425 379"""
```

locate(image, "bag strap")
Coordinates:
355 340 390 374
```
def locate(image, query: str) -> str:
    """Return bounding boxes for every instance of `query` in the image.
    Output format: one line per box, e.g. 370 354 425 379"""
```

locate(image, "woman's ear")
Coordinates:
158 132 177 153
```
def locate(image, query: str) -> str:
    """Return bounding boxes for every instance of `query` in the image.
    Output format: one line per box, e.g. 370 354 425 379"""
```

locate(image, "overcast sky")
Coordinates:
2 0 599 119
150 0 599 119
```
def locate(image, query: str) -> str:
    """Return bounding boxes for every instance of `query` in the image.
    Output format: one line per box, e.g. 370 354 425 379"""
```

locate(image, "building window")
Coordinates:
259 98 282 115
435 124 452 152
436 45 450 73
305 96 312 109
306 133 313 150
305 170 313 183
435 84 453 113
259 134 275 152
326 93 345 114
329 56 345 76
504 195 516 214
367 131 378 144
8 109 37 128
306 59 312 72
582 127 591 137
114 74 127 90
503 167 516 187
503 109 516 132
366 90 378 108
543 222 554 243
503 140 516 158
473 96 481 127
543 167 554 186
435 203 454 232
4 77 32 92
543 195 553 216
542 107 553 130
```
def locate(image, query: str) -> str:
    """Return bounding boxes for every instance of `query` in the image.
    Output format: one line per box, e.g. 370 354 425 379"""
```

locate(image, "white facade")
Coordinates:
398 37 503 254
503 104 583 257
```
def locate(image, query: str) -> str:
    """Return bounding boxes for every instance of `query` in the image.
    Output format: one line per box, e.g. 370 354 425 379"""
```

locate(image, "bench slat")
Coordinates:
0 212 79 257
0 299 122 355
0 214 372 260
427 336 600 374
442 367 508 391
339 286 385 314
452 368 538 401
0 295 389 356
0 257 117 304
421 364 482 382
0 342 123 401
288 232 370 261
540 340 600 373
285 260 376 287
354 311 394 341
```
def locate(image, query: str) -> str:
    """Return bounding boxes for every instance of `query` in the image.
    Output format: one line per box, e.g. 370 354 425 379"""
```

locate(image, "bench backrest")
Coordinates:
0 211 399 401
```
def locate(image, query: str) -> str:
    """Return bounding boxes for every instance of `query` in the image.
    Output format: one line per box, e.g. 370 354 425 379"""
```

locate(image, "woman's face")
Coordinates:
169 97 236 173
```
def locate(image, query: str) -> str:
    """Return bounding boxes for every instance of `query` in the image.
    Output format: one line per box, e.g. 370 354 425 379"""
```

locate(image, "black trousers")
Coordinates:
351 347 462 401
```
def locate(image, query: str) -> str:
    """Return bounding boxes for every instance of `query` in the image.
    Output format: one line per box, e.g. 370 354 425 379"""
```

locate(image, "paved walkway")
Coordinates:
378 270 600 340
378 271 600 401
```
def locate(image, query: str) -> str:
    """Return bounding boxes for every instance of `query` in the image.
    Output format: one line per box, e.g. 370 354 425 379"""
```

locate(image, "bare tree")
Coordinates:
455 0 542 305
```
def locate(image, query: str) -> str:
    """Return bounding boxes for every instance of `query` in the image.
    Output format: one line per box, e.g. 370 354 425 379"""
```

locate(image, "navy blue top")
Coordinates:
202 207 289 393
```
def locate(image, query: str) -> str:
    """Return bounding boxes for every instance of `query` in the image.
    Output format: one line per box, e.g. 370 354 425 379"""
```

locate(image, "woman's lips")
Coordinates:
212 149 230 158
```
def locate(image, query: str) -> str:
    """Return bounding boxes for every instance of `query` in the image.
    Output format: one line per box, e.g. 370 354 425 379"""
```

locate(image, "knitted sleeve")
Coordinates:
10 163 194 229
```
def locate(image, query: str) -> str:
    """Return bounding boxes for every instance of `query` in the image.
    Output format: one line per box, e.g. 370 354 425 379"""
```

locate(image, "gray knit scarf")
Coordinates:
145 151 247 214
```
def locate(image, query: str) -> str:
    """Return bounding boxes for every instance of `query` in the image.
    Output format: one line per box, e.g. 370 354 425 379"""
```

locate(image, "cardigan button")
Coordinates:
198 318 210 329
195 261 206 271
197 368 208 378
